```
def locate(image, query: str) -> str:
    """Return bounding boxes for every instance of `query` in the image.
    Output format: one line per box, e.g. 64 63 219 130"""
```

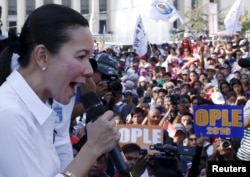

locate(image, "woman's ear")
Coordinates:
34 44 48 70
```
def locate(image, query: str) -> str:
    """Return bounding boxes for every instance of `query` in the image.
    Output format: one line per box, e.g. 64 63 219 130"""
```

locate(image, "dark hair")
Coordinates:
219 80 231 94
225 91 237 100
163 72 172 78
121 143 141 154
230 78 244 94
181 112 193 120
191 80 202 89
0 4 89 84
131 107 144 117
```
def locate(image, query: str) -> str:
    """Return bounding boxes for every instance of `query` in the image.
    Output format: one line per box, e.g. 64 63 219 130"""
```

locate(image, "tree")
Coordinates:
183 4 209 38
241 10 250 36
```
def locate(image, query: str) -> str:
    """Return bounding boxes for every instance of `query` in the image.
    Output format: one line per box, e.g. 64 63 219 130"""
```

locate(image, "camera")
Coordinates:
148 143 196 177
149 143 196 157
140 149 148 158
221 139 231 150
95 54 123 95
166 94 180 121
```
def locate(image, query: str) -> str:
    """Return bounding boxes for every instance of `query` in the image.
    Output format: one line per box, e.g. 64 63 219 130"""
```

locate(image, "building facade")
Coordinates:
0 0 249 44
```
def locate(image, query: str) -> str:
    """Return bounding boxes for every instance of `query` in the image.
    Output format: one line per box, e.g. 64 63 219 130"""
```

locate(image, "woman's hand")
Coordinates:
86 110 120 154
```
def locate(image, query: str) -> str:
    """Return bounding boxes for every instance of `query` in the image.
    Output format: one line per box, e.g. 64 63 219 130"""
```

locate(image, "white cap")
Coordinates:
210 92 225 105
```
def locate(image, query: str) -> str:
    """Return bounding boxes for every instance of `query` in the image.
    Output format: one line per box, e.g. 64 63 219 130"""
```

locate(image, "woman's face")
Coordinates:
233 84 242 94
241 75 249 84
221 83 230 94
190 72 198 81
46 27 93 104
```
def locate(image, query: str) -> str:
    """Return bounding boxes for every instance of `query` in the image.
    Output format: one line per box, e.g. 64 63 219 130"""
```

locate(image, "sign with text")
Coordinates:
116 124 163 154
193 105 244 138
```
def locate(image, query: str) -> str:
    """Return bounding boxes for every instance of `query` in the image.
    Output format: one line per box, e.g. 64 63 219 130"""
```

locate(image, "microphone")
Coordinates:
82 91 131 177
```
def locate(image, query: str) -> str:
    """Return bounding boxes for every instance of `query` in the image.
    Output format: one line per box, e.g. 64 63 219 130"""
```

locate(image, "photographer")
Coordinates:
208 138 237 161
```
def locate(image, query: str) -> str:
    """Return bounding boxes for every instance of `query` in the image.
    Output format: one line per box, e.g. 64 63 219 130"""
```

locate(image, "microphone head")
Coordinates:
81 91 102 110
238 57 250 68
81 91 104 123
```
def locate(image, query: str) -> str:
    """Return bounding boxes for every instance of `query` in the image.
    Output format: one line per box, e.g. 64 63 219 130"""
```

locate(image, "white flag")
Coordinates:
147 0 184 24
133 15 148 56
224 0 244 34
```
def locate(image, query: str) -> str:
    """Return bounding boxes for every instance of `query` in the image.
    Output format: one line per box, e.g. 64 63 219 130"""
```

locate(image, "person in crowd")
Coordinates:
126 107 145 125
219 80 231 99
180 69 190 83
240 73 250 93
191 80 203 91
136 98 150 116
232 50 243 72
205 65 217 85
121 143 147 177
239 39 250 58
230 78 250 99
215 71 225 83
220 61 234 83
0 4 120 177
181 83 191 95
189 71 199 86
180 112 193 129
180 37 192 57
225 91 237 105
142 108 161 125
87 154 109 177
234 70 242 80
208 138 237 161
120 90 136 123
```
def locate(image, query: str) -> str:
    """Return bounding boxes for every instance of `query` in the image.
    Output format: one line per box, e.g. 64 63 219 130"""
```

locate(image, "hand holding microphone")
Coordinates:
82 92 132 177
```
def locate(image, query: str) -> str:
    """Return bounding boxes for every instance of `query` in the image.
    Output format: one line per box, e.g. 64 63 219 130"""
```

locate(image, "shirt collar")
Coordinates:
7 70 53 125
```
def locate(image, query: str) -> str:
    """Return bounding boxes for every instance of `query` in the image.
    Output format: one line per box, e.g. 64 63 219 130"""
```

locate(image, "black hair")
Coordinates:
163 72 172 77
130 107 144 117
219 80 231 94
225 91 237 100
230 78 244 94
121 143 141 154
0 4 89 84
181 112 193 120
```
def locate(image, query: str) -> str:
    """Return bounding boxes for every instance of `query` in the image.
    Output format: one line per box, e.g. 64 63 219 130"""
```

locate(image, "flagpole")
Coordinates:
102 25 106 50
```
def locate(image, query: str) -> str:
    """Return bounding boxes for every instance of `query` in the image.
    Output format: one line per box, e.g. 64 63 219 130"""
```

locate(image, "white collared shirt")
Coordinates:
0 70 63 177
52 99 74 172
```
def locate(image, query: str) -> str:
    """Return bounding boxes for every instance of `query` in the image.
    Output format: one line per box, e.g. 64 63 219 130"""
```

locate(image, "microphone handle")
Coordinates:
109 146 132 177
83 92 131 176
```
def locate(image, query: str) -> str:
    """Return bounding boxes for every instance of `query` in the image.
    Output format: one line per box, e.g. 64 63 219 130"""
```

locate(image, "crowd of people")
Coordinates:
80 31 250 177
0 3 250 177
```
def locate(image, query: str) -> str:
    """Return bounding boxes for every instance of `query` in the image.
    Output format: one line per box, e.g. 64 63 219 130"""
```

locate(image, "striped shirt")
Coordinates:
237 100 250 160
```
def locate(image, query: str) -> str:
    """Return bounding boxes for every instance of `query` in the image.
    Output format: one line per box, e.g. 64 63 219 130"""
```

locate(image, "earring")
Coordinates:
42 66 46 71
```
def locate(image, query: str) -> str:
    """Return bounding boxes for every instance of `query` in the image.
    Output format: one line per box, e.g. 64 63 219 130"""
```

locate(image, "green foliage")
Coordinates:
242 10 250 36
183 4 208 33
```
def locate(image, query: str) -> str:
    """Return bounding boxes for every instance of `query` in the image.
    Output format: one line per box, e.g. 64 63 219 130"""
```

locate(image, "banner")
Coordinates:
193 105 244 138
117 124 163 154
147 0 184 24
133 15 148 56
224 0 244 34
